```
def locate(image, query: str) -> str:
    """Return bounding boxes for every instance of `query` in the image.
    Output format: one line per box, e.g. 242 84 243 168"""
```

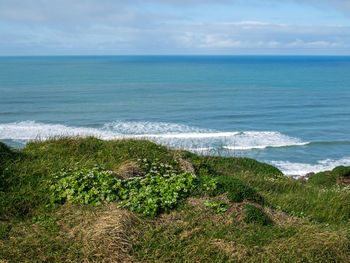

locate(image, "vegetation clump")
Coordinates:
212 176 263 204
50 167 120 206
243 204 273 226
307 165 350 187
332 166 350 177
50 159 196 217
308 172 337 187
204 200 230 215
0 142 16 163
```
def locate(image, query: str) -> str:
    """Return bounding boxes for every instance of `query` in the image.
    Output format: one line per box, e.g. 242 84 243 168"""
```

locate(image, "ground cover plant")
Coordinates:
1 137 350 262
50 159 196 217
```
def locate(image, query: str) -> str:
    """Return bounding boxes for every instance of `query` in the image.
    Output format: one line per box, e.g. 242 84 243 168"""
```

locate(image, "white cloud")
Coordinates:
0 0 349 54
172 22 350 52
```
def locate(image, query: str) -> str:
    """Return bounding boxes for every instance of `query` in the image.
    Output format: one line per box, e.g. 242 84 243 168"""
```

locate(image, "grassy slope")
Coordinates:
0 138 349 262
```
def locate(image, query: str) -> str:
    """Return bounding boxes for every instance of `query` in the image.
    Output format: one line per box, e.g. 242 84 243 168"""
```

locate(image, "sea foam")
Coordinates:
270 157 350 177
0 121 309 151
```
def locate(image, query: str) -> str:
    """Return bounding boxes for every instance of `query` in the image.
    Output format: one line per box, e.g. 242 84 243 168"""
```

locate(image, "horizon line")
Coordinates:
1 54 350 58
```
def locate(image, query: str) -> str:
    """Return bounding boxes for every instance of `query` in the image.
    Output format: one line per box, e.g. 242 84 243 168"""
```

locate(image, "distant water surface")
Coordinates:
0 56 349 176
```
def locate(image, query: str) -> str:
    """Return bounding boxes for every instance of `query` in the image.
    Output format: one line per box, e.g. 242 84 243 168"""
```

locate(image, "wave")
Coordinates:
0 120 309 151
270 157 350 177
0 121 117 141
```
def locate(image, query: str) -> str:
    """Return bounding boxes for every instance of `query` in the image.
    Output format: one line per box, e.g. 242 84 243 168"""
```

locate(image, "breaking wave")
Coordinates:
270 157 350 177
0 120 309 151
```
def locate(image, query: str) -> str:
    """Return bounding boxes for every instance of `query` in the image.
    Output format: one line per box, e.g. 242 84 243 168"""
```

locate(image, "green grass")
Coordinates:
243 204 273 226
1 137 350 262
193 155 350 225
332 165 350 177
308 171 337 187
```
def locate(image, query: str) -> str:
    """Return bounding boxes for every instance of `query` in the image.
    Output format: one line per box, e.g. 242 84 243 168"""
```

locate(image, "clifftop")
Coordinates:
1 138 349 262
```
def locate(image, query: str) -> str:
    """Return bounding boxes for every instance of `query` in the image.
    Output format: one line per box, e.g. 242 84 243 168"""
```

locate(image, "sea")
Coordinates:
0 56 349 176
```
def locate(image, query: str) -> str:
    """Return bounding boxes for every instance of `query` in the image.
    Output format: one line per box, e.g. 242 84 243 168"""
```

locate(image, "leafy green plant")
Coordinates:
50 166 122 206
244 204 273 226
50 160 196 217
191 175 218 196
204 200 230 215
120 172 195 216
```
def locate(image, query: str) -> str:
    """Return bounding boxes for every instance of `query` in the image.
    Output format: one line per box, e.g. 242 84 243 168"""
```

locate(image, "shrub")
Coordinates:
308 172 337 187
244 204 273 225
332 166 350 177
0 142 16 163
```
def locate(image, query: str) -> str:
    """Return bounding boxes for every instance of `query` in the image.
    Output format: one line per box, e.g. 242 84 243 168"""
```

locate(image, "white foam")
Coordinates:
0 121 308 151
0 121 118 140
224 142 309 150
103 121 211 134
270 157 350 177
132 132 241 139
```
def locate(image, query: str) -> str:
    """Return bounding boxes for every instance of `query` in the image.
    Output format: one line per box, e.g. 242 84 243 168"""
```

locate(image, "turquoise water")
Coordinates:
1 56 349 175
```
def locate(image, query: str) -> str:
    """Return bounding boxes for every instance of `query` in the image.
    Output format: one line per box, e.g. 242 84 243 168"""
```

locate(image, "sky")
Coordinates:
1 0 350 55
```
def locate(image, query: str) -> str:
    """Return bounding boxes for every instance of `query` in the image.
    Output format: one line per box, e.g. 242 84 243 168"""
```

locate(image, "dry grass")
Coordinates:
210 239 249 260
114 161 144 179
0 203 140 262
57 203 140 263
262 206 300 226
173 152 196 174
255 226 350 262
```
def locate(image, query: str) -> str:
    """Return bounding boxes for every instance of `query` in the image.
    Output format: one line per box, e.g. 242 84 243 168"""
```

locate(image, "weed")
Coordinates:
204 200 230 215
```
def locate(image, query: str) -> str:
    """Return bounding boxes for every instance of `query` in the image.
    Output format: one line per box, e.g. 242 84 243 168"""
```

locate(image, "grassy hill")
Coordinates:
0 138 349 262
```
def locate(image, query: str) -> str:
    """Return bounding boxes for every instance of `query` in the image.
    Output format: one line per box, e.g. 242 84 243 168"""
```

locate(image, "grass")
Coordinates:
243 204 273 226
1 137 350 262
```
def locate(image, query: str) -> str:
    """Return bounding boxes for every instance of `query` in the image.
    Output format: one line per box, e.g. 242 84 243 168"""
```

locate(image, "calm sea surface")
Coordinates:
0 56 349 175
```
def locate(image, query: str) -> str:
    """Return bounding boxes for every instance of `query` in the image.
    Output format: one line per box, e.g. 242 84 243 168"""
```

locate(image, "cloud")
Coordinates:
0 0 349 55
172 22 349 51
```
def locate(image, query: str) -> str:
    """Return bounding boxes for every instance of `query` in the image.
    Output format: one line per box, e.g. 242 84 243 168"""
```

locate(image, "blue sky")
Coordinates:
1 0 350 55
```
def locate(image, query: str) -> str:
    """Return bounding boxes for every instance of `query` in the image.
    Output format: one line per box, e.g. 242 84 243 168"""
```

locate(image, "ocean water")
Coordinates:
0 56 349 176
